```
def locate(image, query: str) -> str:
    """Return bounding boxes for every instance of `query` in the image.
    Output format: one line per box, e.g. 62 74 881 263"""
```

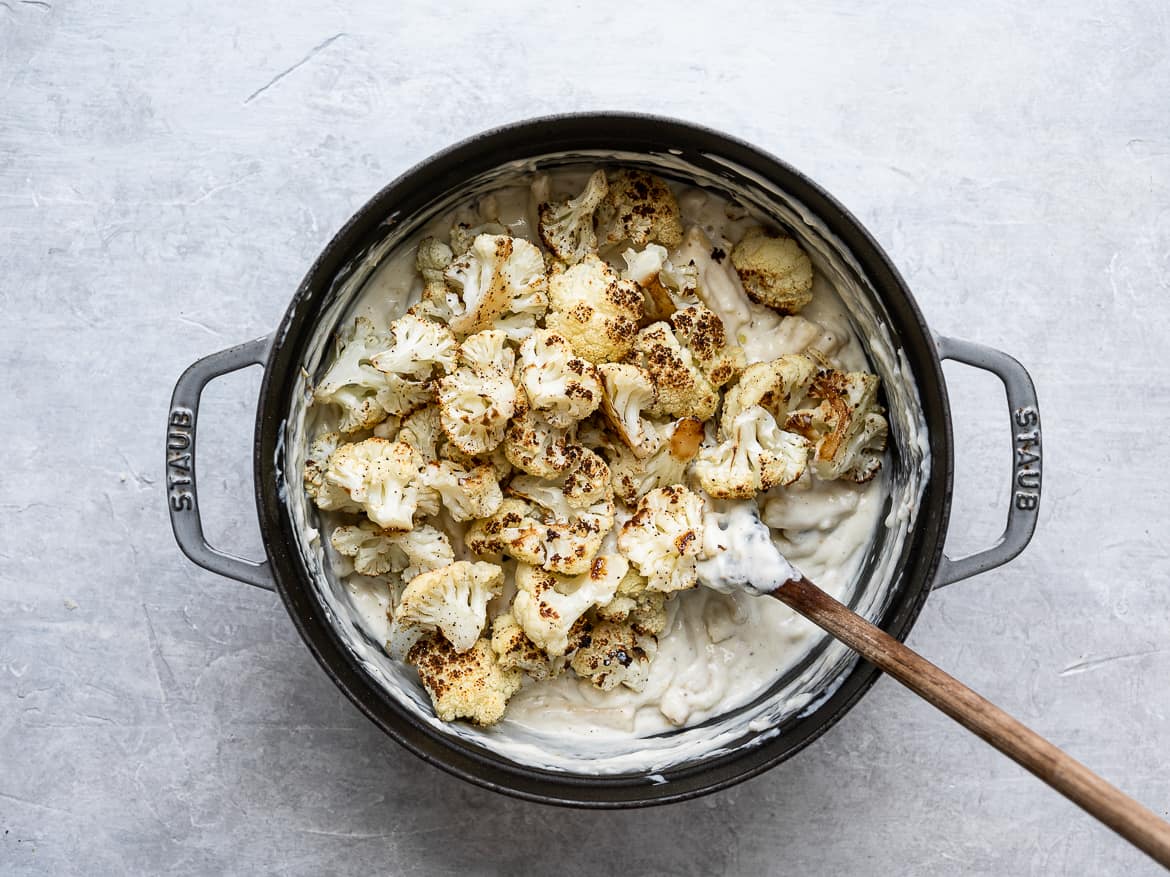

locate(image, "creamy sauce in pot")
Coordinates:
281 154 930 775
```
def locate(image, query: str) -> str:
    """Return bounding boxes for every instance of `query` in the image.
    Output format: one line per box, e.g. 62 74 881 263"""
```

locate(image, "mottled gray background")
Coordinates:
2 1 1168 874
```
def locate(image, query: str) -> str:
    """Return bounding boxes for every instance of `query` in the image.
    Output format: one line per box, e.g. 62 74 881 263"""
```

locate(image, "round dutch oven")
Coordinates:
166 114 1043 807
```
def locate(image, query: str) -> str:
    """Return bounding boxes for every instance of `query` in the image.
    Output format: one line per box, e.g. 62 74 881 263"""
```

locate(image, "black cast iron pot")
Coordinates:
166 114 1042 807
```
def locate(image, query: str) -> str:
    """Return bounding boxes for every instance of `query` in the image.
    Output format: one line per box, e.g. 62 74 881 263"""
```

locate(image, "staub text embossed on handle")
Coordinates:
1013 405 1041 512
166 335 274 591
167 407 195 512
934 336 1041 588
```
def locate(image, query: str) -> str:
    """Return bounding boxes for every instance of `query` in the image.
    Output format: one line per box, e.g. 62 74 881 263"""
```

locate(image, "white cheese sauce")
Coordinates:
281 156 930 775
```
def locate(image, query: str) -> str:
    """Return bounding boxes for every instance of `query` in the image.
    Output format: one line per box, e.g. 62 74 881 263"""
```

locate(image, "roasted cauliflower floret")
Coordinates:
466 487 614 576
569 617 657 692
693 406 811 499
442 234 547 338
396 406 442 460
313 317 397 433
596 170 684 250
595 568 668 637
385 523 455 582
720 354 818 435
490 612 562 681
621 243 677 322
449 219 508 256
668 303 744 388
597 363 659 459
376 374 434 419
408 236 455 322
509 445 611 512
457 327 515 374
562 448 613 509
388 560 504 657
537 169 607 265
329 520 454 579
371 416 403 439
630 321 719 421
608 417 704 506
503 386 577 478
465 497 545 560
323 438 421 531
785 370 888 483
407 635 521 726
621 243 701 324
421 459 504 522
304 431 361 512
370 313 457 379
436 331 518 455
731 226 814 314
516 329 603 429
511 555 628 656
617 484 704 593
545 255 643 363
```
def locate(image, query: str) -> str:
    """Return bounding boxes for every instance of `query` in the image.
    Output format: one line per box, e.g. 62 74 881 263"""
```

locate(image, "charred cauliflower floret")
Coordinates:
630 321 719 421
596 170 684 250
621 243 700 324
436 330 518 455
313 317 401 433
511 555 628 656
731 226 814 314
407 635 521 726
323 438 421 531
370 313 457 379
502 386 577 478
304 431 361 512
490 612 562 681
516 329 603 429
720 354 818 435
621 243 677 323
509 445 611 513
466 483 614 576
545 255 643 363
668 303 744 389
330 520 454 579
785 369 889 483
693 406 811 499
537 169 608 265
420 459 504 522
465 497 545 560
442 234 548 338
569 617 657 693
597 363 659 459
617 485 704 593
388 560 504 658
608 417 704 506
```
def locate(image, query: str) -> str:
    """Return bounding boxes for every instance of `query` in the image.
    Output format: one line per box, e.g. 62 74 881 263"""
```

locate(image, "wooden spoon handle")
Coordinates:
774 575 1170 867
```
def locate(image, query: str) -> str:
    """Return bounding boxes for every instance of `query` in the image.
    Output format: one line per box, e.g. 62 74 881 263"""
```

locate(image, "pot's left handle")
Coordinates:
167 336 276 591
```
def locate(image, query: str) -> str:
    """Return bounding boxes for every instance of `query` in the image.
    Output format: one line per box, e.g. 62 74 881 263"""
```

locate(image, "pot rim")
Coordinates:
252 112 955 807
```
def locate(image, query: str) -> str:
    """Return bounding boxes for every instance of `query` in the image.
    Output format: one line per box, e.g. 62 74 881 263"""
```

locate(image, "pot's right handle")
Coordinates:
933 336 1042 589
166 336 276 592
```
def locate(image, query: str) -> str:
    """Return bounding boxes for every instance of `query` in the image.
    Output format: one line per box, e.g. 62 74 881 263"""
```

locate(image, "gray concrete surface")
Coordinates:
2 1 1168 873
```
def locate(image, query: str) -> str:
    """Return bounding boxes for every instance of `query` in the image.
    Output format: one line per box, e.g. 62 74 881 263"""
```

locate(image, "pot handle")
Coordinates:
933 336 1042 589
166 336 276 592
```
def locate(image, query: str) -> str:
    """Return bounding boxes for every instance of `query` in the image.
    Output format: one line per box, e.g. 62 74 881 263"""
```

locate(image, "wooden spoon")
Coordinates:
696 520 1170 867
